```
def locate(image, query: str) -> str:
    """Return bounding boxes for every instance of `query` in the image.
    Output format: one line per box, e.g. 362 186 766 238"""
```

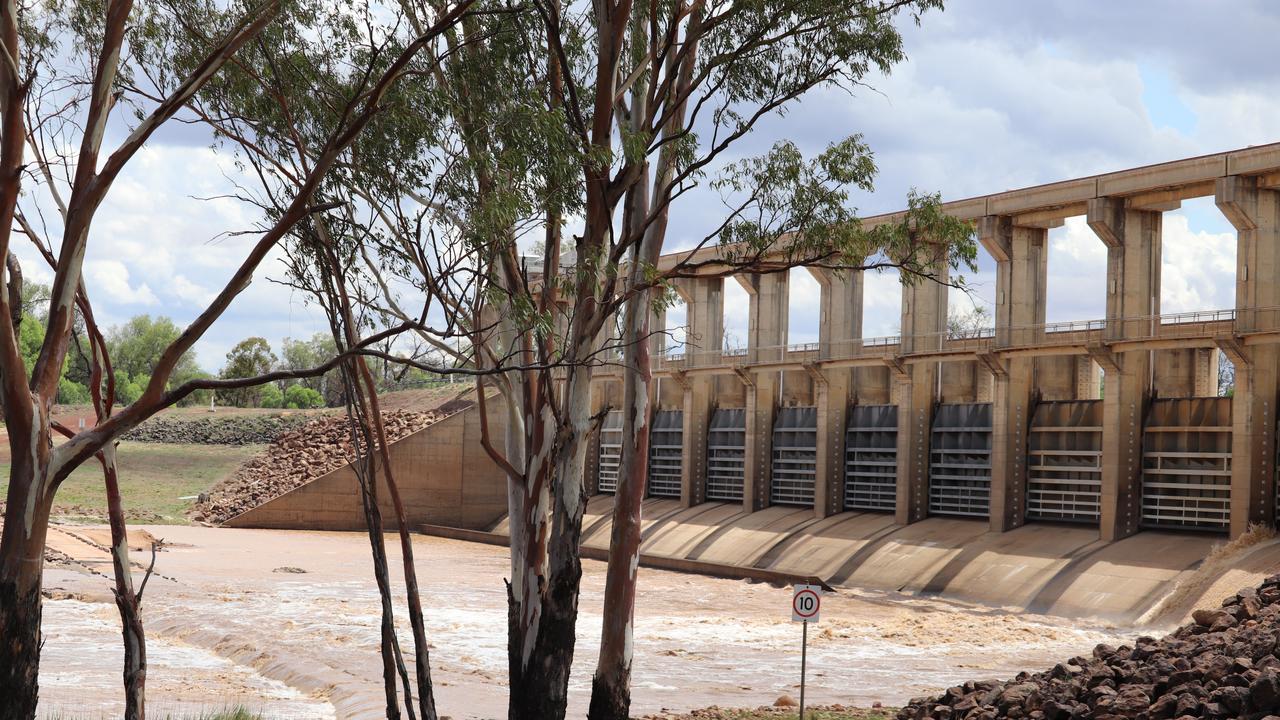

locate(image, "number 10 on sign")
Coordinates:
792 584 821 720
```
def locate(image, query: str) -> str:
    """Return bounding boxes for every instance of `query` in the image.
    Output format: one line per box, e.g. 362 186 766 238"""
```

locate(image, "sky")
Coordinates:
666 0 1275 350
19 0 1279 371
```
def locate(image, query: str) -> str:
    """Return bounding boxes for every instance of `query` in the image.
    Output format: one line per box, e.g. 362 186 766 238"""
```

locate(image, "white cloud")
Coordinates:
171 275 217 307
85 260 158 306
1160 213 1236 314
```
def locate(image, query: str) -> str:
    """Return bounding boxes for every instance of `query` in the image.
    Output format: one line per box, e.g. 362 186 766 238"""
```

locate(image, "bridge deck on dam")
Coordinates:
488 496 1225 624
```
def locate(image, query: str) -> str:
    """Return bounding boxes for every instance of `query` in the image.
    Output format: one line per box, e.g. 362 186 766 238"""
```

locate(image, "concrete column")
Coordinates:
809 267 863 360
1088 198 1161 541
982 217 1046 532
649 305 668 356
742 369 777 512
679 277 724 366
810 367 850 518
678 374 713 508
807 267 859 517
895 248 949 524
741 273 788 364
585 379 612 496
896 364 936 524
1218 175 1280 536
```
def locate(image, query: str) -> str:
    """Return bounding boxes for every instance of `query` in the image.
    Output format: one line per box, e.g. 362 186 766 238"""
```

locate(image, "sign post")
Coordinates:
791 584 822 720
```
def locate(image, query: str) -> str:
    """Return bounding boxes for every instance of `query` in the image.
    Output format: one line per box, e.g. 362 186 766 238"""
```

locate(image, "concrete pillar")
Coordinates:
982 217 1046 532
1218 175 1280 536
807 267 859 517
1088 198 1161 541
649 305 667 356
895 248 949 524
810 367 850 518
679 277 724 366
678 374 713 508
741 273 788 364
809 267 863 360
742 369 777 512
585 379 613 496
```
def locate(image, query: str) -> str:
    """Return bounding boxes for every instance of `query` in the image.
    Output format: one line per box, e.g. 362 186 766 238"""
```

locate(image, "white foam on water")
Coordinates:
37 599 336 719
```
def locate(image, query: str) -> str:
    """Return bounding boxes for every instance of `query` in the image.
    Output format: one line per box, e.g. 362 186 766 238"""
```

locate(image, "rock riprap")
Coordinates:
898 576 1280 720
192 409 449 524
125 413 314 445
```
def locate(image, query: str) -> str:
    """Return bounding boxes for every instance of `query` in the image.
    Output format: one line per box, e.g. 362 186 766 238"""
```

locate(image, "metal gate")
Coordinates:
772 406 818 506
707 408 746 502
844 405 897 511
597 410 623 494
647 409 683 498
929 403 992 518
1027 400 1102 523
1142 397 1231 531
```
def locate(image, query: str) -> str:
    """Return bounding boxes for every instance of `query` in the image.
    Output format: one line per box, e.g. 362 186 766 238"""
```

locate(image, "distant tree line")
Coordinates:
23 282 454 410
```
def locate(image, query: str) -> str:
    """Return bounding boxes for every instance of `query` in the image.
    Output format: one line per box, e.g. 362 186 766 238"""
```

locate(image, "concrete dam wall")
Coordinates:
232 143 1280 623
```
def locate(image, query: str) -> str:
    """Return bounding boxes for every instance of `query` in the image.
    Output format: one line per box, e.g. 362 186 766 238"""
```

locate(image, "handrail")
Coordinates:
639 306 1278 371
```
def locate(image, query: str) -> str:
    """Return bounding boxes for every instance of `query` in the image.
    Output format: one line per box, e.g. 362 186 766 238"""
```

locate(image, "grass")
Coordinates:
0 441 263 524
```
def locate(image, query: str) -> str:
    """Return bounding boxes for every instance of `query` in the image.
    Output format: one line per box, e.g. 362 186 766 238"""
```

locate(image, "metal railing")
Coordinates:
638 306 1261 372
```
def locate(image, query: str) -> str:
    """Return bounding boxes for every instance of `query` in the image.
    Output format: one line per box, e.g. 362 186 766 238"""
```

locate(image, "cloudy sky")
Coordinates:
20 1 1278 371
669 0 1274 349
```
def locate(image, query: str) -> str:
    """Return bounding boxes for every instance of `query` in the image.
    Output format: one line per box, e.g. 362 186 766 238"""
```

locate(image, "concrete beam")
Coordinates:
1086 197 1125 249
978 216 1012 263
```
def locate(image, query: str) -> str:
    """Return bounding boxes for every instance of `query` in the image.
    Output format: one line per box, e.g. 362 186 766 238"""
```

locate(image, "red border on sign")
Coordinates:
792 588 820 619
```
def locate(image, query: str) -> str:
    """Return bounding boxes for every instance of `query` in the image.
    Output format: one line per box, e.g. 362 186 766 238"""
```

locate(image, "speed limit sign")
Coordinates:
792 584 821 623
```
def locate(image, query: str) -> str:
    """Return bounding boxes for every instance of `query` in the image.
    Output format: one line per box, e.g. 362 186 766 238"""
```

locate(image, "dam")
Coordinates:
231 142 1280 621
585 141 1280 545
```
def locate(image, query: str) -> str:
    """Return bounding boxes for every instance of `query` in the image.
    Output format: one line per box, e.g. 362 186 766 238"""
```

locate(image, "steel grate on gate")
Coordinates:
844 405 897 511
647 409 683 498
772 406 818 506
1142 397 1231 532
1026 400 1102 524
707 408 746 502
597 410 623 494
929 403 992 518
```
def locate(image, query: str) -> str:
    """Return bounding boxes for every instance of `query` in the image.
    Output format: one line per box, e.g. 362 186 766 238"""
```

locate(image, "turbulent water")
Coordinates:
37 526 1137 719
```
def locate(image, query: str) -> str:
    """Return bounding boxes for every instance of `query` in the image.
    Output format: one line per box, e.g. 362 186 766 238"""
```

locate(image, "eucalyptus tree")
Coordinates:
283 2 976 718
468 2 979 719
153 4 975 720
0 0 473 716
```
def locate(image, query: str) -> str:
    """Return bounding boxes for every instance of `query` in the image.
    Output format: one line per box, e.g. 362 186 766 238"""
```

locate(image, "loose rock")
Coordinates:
899 574 1280 719
192 408 465 524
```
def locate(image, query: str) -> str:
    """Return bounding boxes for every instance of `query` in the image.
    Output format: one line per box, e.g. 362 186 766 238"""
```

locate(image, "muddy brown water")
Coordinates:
37 525 1139 719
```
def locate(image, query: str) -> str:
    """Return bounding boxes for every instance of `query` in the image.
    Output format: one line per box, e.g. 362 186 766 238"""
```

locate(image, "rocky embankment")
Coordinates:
125 414 315 445
899 576 1280 720
192 409 454 524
